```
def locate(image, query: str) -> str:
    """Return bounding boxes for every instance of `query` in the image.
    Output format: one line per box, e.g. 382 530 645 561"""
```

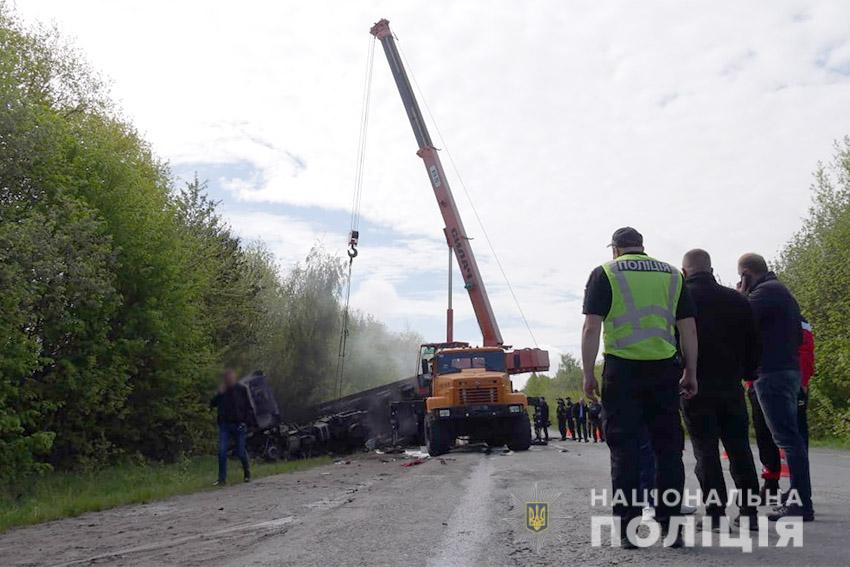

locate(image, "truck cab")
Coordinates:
417 343 532 455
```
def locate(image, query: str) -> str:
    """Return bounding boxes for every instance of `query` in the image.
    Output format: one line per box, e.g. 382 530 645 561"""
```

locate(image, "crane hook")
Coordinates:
347 230 359 259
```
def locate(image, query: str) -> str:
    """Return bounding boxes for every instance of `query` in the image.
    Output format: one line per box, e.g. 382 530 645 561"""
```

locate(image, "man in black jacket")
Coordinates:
211 369 253 485
565 397 576 440
681 249 760 524
539 397 550 441
739 253 813 521
572 399 588 442
588 400 604 442
556 399 568 440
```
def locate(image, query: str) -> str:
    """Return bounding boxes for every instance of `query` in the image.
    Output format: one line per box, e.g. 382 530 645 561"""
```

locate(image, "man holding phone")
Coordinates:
582 227 698 548
738 253 814 521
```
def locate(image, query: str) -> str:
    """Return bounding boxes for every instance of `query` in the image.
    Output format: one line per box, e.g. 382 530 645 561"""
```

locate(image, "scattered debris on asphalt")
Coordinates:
403 449 430 459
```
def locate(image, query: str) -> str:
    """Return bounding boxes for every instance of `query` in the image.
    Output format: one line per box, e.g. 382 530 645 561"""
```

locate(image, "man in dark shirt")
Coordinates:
572 399 588 442
539 397 550 441
588 400 604 442
582 227 698 548
564 397 576 440
556 399 568 440
739 253 813 521
680 249 760 525
210 369 253 485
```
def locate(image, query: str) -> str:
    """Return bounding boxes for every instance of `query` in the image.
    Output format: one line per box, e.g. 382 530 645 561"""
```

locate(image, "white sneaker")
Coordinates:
680 503 697 515
641 506 656 524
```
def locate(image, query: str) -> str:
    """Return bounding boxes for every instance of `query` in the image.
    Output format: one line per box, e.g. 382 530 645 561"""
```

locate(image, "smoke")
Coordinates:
243 245 423 422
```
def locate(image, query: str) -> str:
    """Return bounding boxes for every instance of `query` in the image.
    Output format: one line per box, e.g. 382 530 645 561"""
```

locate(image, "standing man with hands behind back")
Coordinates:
581 227 698 549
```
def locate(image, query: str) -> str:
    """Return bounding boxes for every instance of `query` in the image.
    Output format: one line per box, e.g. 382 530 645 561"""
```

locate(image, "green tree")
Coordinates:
776 137 850 439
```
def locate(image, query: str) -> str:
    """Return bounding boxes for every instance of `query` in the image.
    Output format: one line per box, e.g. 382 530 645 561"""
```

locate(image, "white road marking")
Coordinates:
427 458 495 567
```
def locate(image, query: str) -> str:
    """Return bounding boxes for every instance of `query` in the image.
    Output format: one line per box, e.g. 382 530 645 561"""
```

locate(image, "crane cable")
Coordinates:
335 36 376 399
396 40 540 348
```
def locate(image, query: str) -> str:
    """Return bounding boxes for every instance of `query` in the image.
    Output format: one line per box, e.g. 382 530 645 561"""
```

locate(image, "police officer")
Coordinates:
581 227 698 548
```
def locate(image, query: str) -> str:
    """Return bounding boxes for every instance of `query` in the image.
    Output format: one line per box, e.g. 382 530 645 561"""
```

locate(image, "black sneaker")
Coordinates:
213 480 226 487
767 505 814 522
244 475 251 483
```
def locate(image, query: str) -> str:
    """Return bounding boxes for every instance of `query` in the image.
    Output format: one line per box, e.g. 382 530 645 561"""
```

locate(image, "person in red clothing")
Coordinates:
746 317 814 497
797 318 815 446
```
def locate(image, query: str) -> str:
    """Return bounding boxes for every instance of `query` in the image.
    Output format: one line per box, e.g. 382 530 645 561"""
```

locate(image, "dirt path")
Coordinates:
2 443 849 566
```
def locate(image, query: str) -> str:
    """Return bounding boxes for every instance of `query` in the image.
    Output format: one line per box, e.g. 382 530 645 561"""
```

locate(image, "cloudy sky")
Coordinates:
16 1 850 380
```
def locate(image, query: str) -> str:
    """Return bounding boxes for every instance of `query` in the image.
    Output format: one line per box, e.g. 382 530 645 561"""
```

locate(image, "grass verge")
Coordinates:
0 455 331 533
809 437 850 451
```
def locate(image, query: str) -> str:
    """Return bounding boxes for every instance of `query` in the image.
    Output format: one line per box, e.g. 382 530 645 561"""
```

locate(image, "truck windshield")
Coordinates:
436 351 505 374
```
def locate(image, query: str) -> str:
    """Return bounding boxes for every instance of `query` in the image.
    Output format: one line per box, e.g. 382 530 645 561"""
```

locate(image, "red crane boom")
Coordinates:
370 18 503 347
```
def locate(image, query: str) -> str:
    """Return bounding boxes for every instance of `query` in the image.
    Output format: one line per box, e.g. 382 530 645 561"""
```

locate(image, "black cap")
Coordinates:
609 227 643 248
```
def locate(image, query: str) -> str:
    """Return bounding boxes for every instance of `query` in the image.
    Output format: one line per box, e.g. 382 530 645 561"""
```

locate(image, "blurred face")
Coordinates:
223 370 237 387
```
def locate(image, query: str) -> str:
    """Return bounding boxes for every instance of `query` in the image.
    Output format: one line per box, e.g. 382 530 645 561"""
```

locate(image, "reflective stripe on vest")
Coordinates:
601 255 681 360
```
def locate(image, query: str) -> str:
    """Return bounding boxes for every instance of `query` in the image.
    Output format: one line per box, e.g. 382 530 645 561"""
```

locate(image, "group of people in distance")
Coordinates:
530 396 604 443
556 397 603 442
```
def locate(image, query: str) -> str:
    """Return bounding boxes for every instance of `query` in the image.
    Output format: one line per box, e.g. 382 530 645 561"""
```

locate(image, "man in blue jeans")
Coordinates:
210 369 253 485
738 254 813 521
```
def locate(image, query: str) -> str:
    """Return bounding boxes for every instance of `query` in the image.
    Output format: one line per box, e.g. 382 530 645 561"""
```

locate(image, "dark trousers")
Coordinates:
638 427 655 496
754 370 812 512
566 418 576 439
602 356 685 524
682 385 760 517
797 388 809 448
218 422 250 482
590 419 604 441
576 418 587 441
557 417 567 439
748 386 782 481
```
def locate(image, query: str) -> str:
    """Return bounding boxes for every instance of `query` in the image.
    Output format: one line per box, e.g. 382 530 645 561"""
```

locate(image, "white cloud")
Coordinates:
17 0 850 362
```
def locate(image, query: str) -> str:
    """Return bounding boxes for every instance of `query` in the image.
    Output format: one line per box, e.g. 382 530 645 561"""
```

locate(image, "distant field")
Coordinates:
0 456 330 532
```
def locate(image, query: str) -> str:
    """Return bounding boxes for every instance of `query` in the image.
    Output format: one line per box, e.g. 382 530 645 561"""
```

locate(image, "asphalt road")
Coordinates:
2 439 848 566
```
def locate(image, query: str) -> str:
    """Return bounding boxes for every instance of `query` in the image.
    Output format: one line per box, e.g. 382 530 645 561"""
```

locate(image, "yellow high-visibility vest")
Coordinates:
601 254 682 361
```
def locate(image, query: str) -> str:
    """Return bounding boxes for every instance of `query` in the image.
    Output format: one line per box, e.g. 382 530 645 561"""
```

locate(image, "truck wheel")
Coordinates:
264 442 281 462
506 414 532 452
425 415 451 456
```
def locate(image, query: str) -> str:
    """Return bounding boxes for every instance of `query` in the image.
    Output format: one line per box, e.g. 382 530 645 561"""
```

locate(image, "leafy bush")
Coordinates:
776 137 850 439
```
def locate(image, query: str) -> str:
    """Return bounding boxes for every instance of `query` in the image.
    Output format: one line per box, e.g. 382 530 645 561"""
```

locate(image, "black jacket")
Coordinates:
685 272 759 389
210 383 252 425
747 272 802 373
556 404 568 419
571 402 586 421
540 401 550 421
